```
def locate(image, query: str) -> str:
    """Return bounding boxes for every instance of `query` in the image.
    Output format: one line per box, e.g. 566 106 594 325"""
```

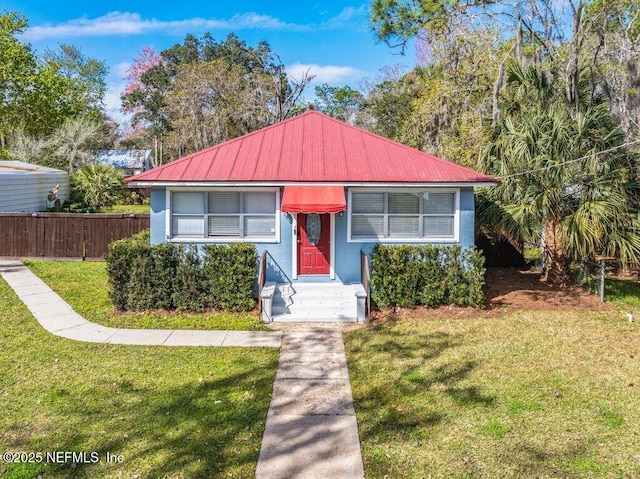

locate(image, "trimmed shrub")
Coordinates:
415 246 446 306
106 236 258 313
203 244 257 312
370 244 486 308
150 243 178 310
172 245 208 312
105 230 151 310
126 253 156 310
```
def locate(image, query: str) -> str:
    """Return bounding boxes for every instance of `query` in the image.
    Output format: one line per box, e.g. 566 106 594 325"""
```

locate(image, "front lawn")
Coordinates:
0 277 279 479
24 260 267 331
345 310 640 478
605 277 640 310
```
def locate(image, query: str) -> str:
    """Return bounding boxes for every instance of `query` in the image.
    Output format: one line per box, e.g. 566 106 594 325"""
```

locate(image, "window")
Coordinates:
170 190 278 241
349 190 457 241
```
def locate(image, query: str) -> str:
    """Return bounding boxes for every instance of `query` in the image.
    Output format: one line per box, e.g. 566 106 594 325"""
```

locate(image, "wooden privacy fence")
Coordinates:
0 213 150 259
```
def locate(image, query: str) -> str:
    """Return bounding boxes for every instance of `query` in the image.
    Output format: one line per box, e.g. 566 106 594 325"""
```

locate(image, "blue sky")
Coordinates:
4 1 415 123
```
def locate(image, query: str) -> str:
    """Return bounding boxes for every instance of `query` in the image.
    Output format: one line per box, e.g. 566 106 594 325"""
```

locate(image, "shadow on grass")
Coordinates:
348 327 494 442
19 364 274 479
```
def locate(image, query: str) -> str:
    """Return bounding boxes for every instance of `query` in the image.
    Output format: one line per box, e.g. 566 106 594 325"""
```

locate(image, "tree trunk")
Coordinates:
542 218 572 286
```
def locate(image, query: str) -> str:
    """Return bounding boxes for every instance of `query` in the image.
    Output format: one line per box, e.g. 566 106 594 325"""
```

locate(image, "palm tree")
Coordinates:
478 62 640 285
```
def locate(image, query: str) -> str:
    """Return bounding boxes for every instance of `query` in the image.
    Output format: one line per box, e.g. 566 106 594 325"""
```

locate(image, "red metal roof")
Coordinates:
126 111 496 185
281 186 347 213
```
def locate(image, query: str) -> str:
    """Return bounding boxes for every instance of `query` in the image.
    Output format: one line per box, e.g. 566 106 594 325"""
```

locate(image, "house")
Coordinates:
0 161 69 212
126 111 496 322
95 150 152 177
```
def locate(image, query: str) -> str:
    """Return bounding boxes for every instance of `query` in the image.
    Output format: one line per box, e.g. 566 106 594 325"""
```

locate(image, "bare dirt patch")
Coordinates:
370 267 613 322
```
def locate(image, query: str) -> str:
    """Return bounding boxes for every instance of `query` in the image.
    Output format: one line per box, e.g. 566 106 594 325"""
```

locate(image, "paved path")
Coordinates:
0 260 281 347
1 260 364 478
256 325 364 479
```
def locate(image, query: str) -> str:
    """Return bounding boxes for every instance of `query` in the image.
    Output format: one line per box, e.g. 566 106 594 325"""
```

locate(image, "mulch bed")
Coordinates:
369 267 613 322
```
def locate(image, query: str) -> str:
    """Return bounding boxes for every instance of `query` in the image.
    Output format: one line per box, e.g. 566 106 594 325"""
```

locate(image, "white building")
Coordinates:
0 161 69 212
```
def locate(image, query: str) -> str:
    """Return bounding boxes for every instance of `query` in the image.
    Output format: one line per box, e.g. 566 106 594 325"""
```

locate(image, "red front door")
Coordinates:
298 213 330 275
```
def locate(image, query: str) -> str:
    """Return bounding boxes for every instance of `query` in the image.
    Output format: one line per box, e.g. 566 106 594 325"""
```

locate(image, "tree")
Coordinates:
50 116 103 174
369 0 619 118
121 47 170 167
1 12 110 152
358 66 413 141
122 33 313 160
42 44 107 120
478 62 640 285
7 128 49 163
314 84 364 123
0 12 36 148
398 26 501 165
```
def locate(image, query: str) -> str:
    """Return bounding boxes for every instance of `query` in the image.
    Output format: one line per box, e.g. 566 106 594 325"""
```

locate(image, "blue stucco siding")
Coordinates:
150 187 166 245
459 187 475 249
149 186 476 284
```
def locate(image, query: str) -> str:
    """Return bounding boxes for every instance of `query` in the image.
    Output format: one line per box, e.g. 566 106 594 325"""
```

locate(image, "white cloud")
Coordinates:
286 63 366 85
23 11 307 41
22 7 369 41
325 5 368 26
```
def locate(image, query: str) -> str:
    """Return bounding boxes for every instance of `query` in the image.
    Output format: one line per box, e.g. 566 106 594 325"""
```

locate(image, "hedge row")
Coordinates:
370 244 486 308
106 231 258 312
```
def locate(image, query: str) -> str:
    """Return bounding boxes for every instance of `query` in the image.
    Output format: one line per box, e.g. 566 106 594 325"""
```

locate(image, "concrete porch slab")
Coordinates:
281 331 345 353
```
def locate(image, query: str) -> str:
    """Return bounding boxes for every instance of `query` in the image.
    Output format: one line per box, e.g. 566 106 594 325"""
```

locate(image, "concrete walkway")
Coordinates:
256 324 364 479
0 260 281 347
0 260 364 478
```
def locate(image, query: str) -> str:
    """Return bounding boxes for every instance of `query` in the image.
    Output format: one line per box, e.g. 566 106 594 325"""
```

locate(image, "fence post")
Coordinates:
599 260 605 302
82 223 87 261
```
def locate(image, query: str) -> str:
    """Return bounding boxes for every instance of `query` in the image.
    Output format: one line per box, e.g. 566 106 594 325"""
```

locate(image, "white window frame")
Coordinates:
166 187 281 243
347 187 460 243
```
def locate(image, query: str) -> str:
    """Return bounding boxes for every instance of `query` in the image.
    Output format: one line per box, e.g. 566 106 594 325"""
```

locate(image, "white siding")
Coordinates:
0 162 70 212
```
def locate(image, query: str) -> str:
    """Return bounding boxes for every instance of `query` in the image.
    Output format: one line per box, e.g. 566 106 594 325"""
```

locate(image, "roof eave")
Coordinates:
126 180 498 188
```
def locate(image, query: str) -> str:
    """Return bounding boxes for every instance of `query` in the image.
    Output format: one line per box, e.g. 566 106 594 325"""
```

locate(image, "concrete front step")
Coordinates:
262 282 365 323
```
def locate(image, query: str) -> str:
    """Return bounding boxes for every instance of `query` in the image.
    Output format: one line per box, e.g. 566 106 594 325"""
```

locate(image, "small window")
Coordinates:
171 190 278 241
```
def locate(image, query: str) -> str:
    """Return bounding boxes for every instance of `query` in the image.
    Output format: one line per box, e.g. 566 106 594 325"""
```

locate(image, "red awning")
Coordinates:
281 186 346 213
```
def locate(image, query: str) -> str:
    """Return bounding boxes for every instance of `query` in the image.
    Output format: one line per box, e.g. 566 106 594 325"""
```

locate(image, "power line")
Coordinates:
496 139 640 179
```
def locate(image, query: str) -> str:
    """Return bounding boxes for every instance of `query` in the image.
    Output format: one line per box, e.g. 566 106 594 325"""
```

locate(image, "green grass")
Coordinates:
0 277 279 478
99 204 150 214
24 260 267 331
345 311 640 478
605 277 640 309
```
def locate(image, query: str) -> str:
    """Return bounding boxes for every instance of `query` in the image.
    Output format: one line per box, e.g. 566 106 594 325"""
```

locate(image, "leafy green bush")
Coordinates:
105 230 150 310
172 245 208 312
70 164 125 211
370 244 486 308
106 234 258 313
150 243 178 310
203 244 257 312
